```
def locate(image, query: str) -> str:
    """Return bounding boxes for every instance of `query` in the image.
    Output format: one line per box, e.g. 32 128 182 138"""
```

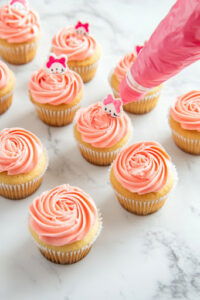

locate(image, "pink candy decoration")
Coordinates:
45 53 68 74
75 21 89 34
103 94 123 117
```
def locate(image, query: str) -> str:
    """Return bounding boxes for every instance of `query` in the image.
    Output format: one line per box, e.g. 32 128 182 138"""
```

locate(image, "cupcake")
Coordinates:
0 61 15 114
51 21 101 83
169 91 200 154
0 0 41 65
109 46 161 114
74 95 132 166
29 184 102 264
110 141 177 215
0 128 48 199
29 54 84 126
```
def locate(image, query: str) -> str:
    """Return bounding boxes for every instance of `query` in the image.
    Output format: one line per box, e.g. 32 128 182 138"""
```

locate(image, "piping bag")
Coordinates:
120 0 200 104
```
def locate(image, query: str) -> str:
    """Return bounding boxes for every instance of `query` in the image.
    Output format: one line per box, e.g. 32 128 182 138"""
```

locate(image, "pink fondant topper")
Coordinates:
103 94 123 117
75 21 89 35
45 53 68 74
9 0 28 12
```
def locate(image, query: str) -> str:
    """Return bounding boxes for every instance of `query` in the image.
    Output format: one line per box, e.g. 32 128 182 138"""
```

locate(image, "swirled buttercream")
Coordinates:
114 53 136 82
170 91 200 131
51 26 97 61
113 142 171 194
29 68 83 105
75 102 130 148
0 5 40 43
29 184 98 246
0 128 43 175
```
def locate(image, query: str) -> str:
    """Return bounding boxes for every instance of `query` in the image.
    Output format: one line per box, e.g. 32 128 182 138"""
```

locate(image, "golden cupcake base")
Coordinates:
30 92 83 127
68 62 98 83
78 143 123 166
0 93 13 115
169 116 200 155
30 216 102 264
39 245 92 264
110 167 175 215
0 38 39 65
0 176 43 200
74 125 131 166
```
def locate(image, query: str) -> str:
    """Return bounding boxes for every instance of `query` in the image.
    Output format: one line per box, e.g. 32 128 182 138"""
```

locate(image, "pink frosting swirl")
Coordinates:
170 91 200 131
113 142 172 195
29 69 83 105
0 5 40 43
114 53 136 82
0 61 9 89
51 26 97 61
29 184 98 246
75 102 131 148
0 128 43 175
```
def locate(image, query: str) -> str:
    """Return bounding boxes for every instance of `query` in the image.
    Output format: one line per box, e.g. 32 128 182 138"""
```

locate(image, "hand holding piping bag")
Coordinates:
120 0 200 104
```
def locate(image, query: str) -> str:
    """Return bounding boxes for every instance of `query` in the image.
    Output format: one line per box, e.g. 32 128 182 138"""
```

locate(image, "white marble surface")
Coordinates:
1 0 200 299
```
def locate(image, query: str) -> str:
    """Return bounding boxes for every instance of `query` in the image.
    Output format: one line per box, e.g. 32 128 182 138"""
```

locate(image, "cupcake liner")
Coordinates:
0 41 38 65
171 129 200 154
115 190 168 215
0 90 13 114
68 61 99 83
35 103 80 126
33 213 103 264
78 143 123 165
0 175 43 200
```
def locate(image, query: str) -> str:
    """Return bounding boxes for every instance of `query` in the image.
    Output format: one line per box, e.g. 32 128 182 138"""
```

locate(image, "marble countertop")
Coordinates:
1 0 200 299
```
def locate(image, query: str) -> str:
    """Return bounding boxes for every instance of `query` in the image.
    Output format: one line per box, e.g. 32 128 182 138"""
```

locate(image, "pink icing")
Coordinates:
114 52 136 82
170 91 200 131
0 61 9 89
75 102 131 148
0 4 40 43
29 68 83 105
29 184 98 246
51 26 97 61
113 142 171 195
0 128 43 175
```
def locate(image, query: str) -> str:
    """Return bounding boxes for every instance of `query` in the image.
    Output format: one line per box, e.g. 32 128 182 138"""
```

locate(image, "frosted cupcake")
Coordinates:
109 46 161 114
110 141 177 215
29 184 102 264
0 0 41 65
51 21 101 83
0 128 48 199
169 91 200 154
29 53 84 126
0 61 15 114
74 95 132 165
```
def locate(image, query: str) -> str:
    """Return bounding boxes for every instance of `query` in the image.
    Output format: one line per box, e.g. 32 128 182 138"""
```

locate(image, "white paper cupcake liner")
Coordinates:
69 61 99 74
172 130 200 146
33 212 103 264
35 103 80 126
0 41 37 57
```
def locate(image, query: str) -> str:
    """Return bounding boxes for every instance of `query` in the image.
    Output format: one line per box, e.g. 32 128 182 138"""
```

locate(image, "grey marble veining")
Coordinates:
0 1 200 300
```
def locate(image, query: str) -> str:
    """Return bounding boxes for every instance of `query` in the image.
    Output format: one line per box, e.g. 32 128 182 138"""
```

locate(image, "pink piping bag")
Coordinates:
120 0 200 104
